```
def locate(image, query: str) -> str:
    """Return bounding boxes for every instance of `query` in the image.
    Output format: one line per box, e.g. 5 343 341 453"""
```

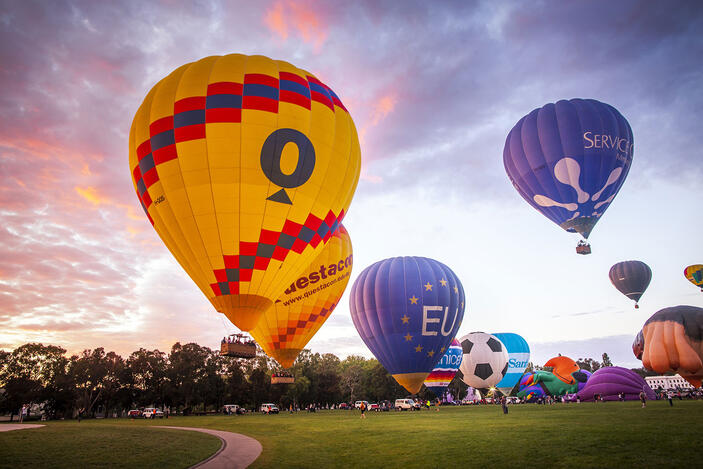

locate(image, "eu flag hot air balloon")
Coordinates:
684 265 703 292
503 99 633 254
609 260 652 309
492 332 530 396
349 257 465 394
129 54 360 331
423 339 463 398
250 225 353 368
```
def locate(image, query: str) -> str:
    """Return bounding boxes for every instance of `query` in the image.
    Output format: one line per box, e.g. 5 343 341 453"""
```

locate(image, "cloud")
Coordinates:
263 0 328 52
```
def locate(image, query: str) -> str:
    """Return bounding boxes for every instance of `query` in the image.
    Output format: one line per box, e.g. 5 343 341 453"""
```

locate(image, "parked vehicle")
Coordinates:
260 403 279 414
394 399 419 411
369 403 379 411
354 400 370 409
338 403 350 410
224 404 246 415
127 409 141 418
142 408 164 419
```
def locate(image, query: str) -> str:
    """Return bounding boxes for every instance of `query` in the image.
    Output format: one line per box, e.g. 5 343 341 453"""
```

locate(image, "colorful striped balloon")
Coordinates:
423 339 463 398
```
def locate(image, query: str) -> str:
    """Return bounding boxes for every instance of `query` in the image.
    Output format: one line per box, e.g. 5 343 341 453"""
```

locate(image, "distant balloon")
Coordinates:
503 98 633 249
609 260 652 309
250 225 353 368
492 333 530 396
640 305 703 387
424 339 463 398
576 366 656 402
684 265 703 292
349 257 465 394
632 329 644 360
458 332 508 389
129 54 361 331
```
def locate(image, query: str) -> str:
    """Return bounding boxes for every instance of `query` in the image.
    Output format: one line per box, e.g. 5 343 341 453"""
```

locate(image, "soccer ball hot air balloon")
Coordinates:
458 332 508 389
639 305 703 387
349 257 465 394
609 260 652 309
250 225 353 368
503 99 633 254
492 332 530 396
129 54 360 331
684 265 703 292
423 339 463 398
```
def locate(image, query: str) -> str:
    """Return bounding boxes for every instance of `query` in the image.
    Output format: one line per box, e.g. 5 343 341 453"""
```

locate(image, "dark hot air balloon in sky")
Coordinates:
349 257 465 394
609 260 652 309
503 98 633 254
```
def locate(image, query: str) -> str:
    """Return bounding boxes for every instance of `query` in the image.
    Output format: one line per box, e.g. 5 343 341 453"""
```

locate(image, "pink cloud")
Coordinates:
263 1 329 52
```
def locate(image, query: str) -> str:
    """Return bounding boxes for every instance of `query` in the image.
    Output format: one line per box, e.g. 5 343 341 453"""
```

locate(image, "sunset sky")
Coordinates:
1 0 701 368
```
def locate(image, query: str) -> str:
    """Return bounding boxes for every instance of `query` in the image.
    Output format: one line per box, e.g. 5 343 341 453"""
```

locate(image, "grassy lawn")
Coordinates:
2 400 701 468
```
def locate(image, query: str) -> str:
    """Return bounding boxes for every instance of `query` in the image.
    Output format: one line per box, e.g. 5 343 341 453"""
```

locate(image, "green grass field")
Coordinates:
1 401 701 468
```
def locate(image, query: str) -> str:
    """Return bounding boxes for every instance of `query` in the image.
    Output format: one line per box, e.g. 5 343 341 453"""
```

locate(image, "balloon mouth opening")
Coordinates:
215 294 273 331
635 304 639 309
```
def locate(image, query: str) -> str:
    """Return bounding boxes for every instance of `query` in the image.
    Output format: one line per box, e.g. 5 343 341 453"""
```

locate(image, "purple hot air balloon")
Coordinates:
609 260 652 309
349 257 465 394
576 366 656 402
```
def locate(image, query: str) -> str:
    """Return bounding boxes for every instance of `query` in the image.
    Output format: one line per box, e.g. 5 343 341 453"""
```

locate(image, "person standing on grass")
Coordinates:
667 391 674 407
435 398 440 412
500 396 508 415
639 390 647 408
359 401 366 419
20 404 27 423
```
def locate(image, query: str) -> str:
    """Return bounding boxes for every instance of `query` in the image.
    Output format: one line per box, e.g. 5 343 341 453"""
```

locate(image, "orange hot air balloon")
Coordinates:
640 305 703 387
129 54 360 331
544 356 580 384
250 225 353 368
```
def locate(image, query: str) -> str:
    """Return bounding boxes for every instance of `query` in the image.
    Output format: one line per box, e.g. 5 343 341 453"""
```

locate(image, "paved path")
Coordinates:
0 424 45 432
155 426 262 469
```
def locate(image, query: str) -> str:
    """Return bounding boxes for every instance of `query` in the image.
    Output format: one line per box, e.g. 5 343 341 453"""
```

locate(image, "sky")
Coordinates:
1 0 702 369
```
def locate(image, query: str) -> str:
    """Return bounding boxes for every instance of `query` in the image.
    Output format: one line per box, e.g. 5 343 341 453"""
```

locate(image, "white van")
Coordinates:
260 403 279 414
394 399 419 411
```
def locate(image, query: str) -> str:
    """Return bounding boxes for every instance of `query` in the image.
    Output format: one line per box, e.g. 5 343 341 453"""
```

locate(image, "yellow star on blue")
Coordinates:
440 279 448 286
401 314 410 324
424 282 433 291
415 344 423 352
453 286 459 293
427 350 435 357
404 333 413 342
409 295 418 304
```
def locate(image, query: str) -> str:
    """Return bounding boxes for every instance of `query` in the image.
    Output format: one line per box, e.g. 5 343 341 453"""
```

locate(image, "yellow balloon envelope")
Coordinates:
684 264 703 291
129 54 361 330
250 225 352 368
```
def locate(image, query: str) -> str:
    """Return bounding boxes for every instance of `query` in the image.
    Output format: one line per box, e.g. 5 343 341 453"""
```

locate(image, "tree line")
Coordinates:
1 342 645 421
0 342 459 421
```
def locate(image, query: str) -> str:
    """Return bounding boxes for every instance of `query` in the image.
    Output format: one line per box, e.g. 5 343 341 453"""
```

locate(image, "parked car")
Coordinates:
394 399 419 411
369 403 379 411
338 403 349 410
142 408 164 419
260 403 279 414
224 404 245 415
354 400 370 409
127 409 141 419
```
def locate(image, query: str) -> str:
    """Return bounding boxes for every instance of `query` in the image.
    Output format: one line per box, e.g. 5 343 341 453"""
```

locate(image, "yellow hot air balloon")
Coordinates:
251 225 353 368
684 265 703 292
129 54 360 331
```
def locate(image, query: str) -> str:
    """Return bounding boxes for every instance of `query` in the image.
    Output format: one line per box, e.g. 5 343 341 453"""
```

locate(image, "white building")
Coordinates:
644 374 696 391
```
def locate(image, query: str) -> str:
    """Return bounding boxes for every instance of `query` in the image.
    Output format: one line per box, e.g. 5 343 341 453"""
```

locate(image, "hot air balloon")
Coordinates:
492 332 530 396
458 332 508 389
129 54 361 331
503 98 634 254
684 265 703 292
349 257 465 394
632 329 644 360
423 339 463 398
576 366 656 402
609 260 652 309
640 305 703 387
250 225 353 368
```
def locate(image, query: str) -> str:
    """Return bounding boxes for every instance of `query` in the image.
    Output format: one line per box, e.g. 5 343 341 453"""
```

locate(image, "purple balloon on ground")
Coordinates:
576 366 656 402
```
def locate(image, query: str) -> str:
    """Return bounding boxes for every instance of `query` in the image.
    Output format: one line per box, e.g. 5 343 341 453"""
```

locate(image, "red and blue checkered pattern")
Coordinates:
132 72 348 222
210 208 345 296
